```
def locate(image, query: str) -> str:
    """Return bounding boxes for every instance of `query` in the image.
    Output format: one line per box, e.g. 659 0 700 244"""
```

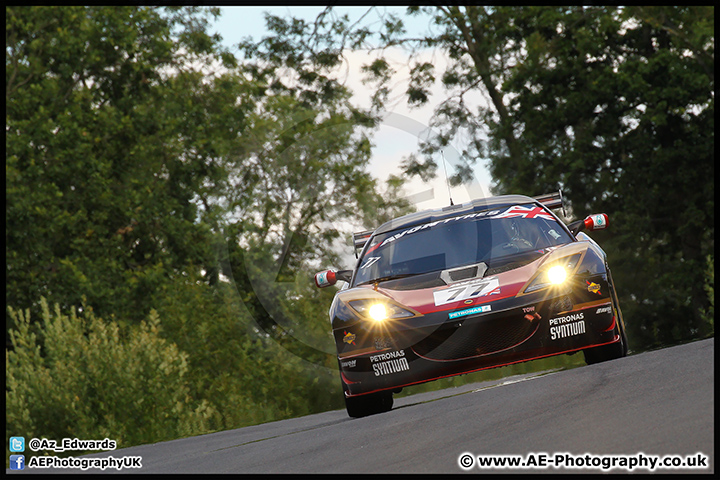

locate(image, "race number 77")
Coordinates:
433 277 499 306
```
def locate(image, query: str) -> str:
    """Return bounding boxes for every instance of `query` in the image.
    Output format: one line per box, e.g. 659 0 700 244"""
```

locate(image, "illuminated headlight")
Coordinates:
524 254 580 293
368 304 388 322
547 265 567 284
348 300 415 322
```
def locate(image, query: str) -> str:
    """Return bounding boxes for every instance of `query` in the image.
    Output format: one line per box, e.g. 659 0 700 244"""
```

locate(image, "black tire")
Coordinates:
583 328 627 364
344 391 394 418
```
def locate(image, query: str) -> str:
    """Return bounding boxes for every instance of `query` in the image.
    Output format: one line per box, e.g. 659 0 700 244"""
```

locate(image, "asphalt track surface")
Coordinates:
11 338 714 474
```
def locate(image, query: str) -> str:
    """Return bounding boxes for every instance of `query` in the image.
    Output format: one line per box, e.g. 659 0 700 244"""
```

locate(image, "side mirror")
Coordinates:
569 213 608 235
314 269 353 288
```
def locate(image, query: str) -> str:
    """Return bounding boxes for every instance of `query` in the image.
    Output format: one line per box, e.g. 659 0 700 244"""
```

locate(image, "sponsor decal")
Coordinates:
373 204 557 250
596 306 612 315
549 313 585 340
550 320 586 340
370 350 405 363
549 312 584 325
448 305 492 319
586 281 601 295
343 331 356 345
434 277 500 306
370 350 409 376
377 209 505 249
522 305 540 322
373 357 410 376
341 359 357 368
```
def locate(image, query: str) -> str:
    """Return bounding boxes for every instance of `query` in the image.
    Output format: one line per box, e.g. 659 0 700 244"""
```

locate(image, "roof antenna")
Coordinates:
441 150 454 206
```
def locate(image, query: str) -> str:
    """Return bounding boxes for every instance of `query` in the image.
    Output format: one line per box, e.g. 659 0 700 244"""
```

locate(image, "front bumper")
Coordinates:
335 283 619 397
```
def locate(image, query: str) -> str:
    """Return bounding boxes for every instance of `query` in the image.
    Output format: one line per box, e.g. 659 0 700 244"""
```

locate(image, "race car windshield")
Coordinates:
353 204 573 286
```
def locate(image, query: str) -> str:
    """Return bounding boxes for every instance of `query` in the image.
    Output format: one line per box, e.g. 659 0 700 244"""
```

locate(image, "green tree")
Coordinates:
224 17 413 348
6 298 213 463
6 6 249 329
7 6 416 440
148 275 345 432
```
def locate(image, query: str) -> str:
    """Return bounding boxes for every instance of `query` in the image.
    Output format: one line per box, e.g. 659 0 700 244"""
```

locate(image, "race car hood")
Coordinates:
339 242 592 318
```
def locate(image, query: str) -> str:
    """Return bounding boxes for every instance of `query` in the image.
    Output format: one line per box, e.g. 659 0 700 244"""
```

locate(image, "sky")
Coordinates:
209 6 494 211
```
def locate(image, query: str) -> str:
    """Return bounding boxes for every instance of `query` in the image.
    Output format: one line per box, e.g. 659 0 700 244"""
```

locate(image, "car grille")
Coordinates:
411 312 539 361
549 295 573 315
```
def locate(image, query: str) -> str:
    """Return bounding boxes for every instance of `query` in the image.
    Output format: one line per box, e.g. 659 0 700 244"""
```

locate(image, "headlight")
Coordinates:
525 254 580 293
348 300 416 322
547 265 567 284
368 304 388 322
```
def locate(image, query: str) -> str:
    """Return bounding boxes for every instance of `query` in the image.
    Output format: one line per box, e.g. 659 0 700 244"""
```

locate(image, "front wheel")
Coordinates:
344 391 393 418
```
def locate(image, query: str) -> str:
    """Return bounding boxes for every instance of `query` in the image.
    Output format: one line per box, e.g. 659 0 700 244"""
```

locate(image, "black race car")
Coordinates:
314 192 628 418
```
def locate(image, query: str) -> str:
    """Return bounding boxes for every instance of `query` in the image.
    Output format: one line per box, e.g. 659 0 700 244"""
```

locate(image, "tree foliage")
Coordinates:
6 5 412 452
6 6 248 326
224 14 413 341
6 299 214 459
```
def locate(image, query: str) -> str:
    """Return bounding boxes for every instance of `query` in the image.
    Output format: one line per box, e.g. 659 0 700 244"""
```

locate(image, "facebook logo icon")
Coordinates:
10 455 25 470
